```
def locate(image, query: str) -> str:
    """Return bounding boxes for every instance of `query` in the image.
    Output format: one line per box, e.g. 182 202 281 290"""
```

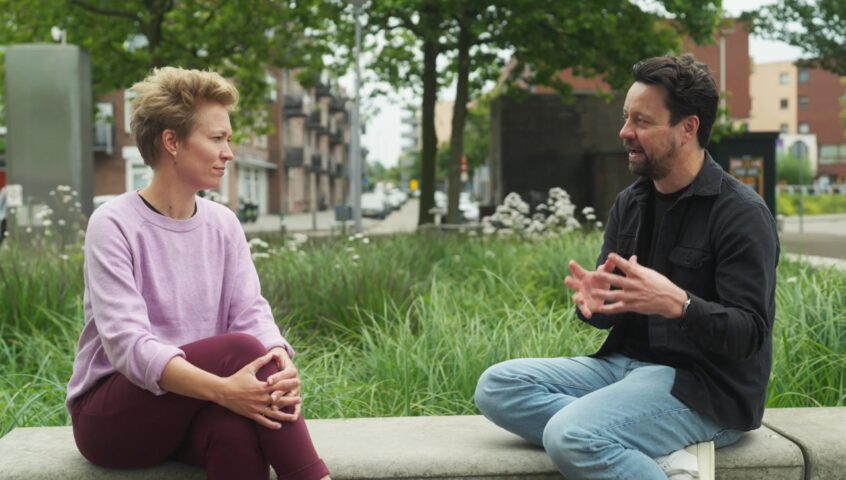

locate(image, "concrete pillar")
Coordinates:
5 44 94 215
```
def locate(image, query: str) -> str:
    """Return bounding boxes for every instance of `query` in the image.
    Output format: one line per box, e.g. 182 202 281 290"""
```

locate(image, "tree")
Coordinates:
0 0 332 133
332 1 721 226
746 0 846 75
777 152 813 185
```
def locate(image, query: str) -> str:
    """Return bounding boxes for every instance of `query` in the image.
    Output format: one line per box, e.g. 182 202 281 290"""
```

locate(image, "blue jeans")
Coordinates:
474 354 743 480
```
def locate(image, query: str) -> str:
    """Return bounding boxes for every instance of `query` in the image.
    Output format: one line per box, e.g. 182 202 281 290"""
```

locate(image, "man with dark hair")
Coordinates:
475 55 779 480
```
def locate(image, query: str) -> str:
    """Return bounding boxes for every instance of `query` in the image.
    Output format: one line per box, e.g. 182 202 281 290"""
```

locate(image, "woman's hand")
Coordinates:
265 347 302 422
217 351 299 429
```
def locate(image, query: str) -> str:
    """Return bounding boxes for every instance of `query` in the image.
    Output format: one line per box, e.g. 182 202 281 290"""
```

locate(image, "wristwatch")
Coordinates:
681 291 692 319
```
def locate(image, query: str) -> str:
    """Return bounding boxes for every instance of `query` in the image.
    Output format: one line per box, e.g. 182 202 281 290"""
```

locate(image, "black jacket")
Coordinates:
579 153 780 431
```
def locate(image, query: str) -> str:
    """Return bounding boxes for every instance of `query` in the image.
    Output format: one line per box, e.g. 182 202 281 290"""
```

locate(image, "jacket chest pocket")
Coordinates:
668 246 715 298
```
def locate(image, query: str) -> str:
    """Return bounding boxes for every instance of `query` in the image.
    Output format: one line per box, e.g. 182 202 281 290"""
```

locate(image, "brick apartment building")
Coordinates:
92 69 354 216
749 61 846 182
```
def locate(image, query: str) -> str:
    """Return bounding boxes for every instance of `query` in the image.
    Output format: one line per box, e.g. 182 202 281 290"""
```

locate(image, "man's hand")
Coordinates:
564 258 616 319
265 347 302 422
591 253 688 319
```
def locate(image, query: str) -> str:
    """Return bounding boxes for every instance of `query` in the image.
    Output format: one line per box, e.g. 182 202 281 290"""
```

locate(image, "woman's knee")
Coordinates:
186 333 268 377
219 333 266 358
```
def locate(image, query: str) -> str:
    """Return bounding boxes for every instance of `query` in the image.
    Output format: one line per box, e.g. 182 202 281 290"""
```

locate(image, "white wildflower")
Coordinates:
251 252 271 260
352 254 360 262
58 219 67 226
362 237 370 244
596 221 604 229
59 254 70 261
25 227 32 233
346 246 355 253
291 233 308 245
786 276 798 284
248 237 269 250
43 219 53 227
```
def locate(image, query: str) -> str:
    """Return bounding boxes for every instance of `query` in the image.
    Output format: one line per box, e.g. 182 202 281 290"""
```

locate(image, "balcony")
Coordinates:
329 97 346 113
310 153 324 172
307 110 322 129
330 130 344 146
284 147 305 168
314 82 331 99
283 95 307 117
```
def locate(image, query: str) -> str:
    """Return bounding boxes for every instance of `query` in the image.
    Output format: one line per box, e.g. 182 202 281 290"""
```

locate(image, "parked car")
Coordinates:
459 192 480 222
361 192 389 219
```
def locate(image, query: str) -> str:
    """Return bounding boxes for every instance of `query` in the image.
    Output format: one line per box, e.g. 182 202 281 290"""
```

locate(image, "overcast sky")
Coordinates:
347 0 807 169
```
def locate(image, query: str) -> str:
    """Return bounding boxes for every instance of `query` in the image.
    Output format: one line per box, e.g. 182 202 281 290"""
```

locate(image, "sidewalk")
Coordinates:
242 199 420 236
779 213 846 264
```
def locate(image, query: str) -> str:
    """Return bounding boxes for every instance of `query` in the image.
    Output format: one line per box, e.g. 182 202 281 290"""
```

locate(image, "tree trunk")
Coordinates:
417 11 439 226
446 19 472 225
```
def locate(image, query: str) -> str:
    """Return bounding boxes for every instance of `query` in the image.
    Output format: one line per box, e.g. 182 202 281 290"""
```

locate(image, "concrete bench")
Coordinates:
0 408 842 479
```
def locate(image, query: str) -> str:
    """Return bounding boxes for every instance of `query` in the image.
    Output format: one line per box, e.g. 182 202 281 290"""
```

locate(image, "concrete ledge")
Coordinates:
764 407 846 480
0 414 808 479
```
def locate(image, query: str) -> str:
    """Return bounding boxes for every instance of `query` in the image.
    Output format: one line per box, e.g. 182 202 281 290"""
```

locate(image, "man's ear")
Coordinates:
161 129 179 156
680 115 700 146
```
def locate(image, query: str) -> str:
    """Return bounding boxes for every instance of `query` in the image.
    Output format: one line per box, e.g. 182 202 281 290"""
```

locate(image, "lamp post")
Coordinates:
349 0 365 233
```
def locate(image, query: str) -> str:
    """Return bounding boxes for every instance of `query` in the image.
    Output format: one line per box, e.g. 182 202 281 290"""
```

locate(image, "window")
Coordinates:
780 98 788 109
798 122 810 134
790 140 809 160
124 90 137 134
820 144 846 165
799 70 809 83
94 102 114 153
780 123 789 134
799 96 809 110
779 72 789 85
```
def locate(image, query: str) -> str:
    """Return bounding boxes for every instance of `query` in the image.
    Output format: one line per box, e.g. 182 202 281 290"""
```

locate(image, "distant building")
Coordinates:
91 69 354 216
488 20 755 210
749 61 846 182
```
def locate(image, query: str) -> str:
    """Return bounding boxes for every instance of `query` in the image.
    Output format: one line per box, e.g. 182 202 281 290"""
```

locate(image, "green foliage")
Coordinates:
2 232 846 437
0 0 333 133
777 193 846 216
327 0 722 225
777 152 814 185
746 0 846 76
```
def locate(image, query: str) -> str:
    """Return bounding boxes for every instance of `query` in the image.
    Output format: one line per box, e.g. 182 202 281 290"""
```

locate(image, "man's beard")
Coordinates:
626 141 675 180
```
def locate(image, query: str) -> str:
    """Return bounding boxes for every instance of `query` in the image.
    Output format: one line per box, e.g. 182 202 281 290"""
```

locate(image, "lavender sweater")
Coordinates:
66 192 292 407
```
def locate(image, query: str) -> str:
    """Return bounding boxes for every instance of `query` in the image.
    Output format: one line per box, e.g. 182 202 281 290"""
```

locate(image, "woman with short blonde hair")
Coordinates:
67 67 330 480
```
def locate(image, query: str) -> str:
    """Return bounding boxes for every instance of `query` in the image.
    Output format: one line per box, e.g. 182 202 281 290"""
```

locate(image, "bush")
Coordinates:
777 193 846 216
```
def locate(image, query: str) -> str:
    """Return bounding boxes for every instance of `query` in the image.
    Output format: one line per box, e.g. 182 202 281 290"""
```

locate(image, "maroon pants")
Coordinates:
70 333 329 480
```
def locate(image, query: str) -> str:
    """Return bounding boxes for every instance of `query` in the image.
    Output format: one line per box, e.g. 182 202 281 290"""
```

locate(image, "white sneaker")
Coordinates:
654 441 715 480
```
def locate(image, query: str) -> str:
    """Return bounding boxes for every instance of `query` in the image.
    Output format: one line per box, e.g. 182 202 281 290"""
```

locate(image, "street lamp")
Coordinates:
349 0 365 233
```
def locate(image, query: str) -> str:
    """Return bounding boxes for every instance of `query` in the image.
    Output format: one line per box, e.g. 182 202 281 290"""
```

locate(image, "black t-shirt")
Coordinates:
622 185 688 362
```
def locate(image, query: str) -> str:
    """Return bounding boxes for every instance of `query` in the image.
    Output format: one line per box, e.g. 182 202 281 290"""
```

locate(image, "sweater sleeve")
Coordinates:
84 213 185 395
226 230 294 358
